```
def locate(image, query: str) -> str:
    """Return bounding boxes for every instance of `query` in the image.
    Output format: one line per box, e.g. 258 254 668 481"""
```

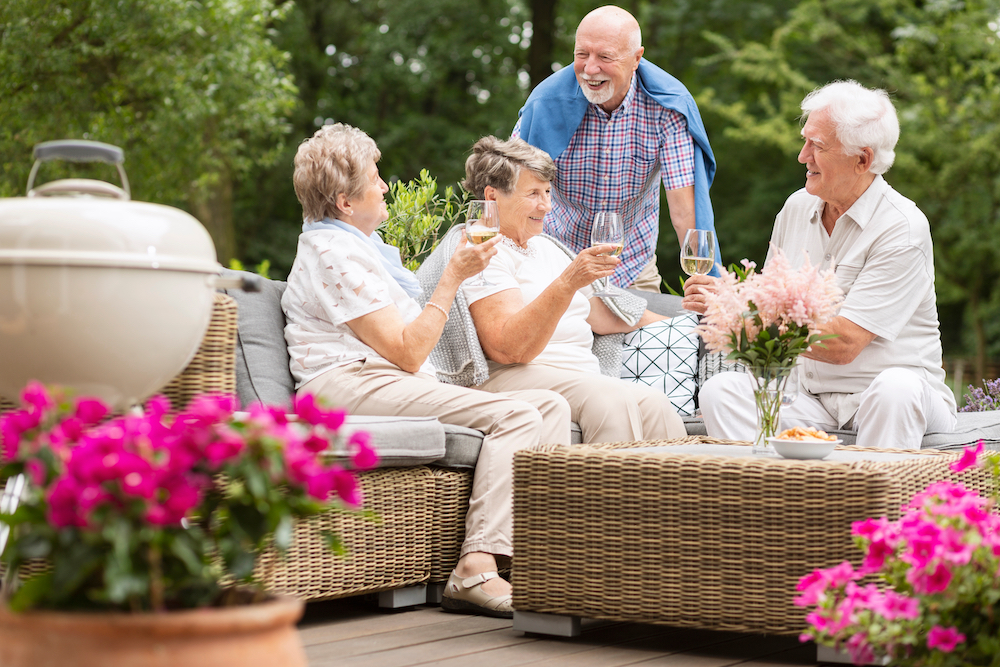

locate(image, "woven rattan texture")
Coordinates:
254 467 434 601
158 293 237 410
512 437 984 634
427 468 473 582
0 294 237 415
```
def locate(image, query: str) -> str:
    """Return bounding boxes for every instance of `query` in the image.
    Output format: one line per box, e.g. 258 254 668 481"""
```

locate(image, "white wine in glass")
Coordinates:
680 229 715 277
590 211 624 297
465 199 499 286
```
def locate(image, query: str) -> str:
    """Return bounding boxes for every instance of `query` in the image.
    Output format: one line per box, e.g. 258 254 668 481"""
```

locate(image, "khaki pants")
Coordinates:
300 359 571 558
479 362 686 444
629 255 663 293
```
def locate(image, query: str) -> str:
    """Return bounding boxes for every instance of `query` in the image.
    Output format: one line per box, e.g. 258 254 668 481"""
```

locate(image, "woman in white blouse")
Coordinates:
462 136 686 443
281 124 572 619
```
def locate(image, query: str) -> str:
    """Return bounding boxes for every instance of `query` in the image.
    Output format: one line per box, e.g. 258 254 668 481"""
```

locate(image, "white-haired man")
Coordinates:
684 80 956 450
512 5 720 292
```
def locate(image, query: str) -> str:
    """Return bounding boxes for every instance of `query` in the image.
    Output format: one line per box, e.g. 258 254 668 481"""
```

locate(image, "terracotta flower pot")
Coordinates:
0 595 307 667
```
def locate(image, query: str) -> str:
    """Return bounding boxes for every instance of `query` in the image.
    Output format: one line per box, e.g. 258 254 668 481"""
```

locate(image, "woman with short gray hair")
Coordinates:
459 136 687 444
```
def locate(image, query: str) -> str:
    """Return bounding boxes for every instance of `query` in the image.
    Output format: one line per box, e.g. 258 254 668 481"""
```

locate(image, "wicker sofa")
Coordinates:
176 271 1000 610
214 269 696 606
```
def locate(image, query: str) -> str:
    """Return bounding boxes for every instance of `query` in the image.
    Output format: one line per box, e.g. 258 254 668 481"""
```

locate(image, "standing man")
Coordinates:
684 80 956 450
513 5 720 292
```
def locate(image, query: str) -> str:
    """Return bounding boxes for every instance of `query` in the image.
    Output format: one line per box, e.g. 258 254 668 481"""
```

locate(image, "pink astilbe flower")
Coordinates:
696 246 843 365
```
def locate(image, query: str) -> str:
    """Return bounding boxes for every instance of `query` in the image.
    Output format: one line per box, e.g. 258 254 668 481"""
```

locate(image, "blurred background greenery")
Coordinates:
2 0 998 397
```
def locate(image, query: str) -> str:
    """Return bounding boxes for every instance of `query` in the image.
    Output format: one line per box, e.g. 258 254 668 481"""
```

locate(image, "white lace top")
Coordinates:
282 230 435 387
462 236 601 375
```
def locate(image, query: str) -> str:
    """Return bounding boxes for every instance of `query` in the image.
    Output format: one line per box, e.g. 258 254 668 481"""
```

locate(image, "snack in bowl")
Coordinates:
767 427 841 460
776 426 838 442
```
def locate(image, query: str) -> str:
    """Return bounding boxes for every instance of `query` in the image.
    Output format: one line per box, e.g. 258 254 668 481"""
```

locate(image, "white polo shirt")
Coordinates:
766 175 956 426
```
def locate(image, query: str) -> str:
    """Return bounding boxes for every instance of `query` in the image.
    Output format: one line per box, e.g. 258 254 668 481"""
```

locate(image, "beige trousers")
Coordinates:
299 359 571 558
629 255 663 293
479 362 686 444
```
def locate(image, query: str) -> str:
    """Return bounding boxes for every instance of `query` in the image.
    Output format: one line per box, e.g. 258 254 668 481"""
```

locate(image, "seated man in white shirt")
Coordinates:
682 80 956 450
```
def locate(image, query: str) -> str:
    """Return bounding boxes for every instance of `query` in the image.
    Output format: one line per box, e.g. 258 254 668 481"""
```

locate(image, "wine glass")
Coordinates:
680 229 715 279
464 199 499 286
590 211 624 297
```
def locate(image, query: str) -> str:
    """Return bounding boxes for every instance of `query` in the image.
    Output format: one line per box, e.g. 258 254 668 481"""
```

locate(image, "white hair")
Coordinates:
801 80 899 174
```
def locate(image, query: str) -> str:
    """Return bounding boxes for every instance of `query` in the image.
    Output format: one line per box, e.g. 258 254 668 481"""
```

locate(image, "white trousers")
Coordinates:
700 367 956 450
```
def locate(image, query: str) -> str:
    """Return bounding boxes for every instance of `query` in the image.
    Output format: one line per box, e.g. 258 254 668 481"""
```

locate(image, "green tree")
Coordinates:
0 0 297 263
233 0 534 277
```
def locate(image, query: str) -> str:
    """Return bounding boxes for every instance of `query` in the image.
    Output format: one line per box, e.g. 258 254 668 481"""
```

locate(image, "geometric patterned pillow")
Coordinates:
620 313 700 416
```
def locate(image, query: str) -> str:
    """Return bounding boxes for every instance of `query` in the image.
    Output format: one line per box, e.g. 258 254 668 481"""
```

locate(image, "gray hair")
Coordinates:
801 80 899 175
293 123 382 223
462 136 556 199
577 6 642 56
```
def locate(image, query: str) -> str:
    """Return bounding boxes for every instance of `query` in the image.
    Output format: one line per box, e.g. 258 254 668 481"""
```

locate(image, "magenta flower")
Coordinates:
74 398 109 425
349 431 379 470
21 381 54 415
907 561 953 595
927 626 966 652
302 433 329 454
293 393 324 426
950 441 984 473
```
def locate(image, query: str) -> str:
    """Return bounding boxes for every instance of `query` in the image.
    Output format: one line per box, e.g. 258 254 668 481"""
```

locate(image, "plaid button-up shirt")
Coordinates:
513 74 695 288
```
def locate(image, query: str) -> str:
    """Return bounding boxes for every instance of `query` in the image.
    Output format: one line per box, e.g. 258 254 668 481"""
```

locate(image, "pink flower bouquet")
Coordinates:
0 382 377 612
796 442 1000 665
696 247 844 451
696 246 844 369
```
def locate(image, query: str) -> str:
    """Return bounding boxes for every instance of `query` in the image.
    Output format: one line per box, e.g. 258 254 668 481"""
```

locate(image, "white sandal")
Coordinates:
441 571 513 619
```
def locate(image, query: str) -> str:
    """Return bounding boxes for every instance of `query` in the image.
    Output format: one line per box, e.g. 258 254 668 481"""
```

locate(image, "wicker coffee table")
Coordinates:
511 436 981 637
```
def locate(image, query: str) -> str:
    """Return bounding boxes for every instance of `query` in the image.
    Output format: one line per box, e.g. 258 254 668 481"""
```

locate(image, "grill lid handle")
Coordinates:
27 140 130 199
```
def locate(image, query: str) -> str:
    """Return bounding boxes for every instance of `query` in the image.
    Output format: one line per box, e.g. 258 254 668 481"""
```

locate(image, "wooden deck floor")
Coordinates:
298 597 823 667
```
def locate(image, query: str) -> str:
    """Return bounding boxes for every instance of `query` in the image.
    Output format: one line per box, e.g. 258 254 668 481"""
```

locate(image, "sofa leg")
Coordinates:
425 582 445 605
377 584 428 609
512 610 581 637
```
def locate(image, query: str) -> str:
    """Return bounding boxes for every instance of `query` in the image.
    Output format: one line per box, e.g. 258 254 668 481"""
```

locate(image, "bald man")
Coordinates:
513 5 720 292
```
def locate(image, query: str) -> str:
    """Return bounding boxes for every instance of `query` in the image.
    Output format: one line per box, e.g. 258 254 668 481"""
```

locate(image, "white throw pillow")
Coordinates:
620 314 700 416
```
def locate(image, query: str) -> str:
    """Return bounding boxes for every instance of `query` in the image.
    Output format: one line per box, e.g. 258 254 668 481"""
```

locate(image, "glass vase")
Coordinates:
748 365 796 456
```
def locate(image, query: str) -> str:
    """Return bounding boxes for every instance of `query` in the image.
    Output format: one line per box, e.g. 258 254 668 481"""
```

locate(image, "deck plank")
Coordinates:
298 599 819 667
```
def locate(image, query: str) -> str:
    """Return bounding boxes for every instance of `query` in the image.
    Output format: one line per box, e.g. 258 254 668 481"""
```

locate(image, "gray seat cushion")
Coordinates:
436 422 584 470
625 289 684 318
828 410 1000 451
337 415 446 467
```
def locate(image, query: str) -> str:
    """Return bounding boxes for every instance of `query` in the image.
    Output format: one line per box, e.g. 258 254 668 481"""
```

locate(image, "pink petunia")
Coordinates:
950 441 984 473
926 626 966 652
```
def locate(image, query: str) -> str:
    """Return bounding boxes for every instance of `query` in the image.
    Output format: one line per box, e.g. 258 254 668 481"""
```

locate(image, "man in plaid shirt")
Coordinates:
513 5 719 291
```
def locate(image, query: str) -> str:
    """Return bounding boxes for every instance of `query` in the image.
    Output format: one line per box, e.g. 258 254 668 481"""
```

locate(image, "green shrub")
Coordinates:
381 169 467 271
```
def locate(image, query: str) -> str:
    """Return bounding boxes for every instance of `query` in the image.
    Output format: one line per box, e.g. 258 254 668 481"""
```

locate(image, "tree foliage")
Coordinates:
0 0 297 261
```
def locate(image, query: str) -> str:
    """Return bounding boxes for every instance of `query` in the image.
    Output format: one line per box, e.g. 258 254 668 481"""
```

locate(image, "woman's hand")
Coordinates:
556 244 619 292
442 234 501 283
681 274 718 315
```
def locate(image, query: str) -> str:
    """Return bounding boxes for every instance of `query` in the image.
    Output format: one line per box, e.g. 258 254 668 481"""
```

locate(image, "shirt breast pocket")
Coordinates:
835 262 863 295
621 155 659 201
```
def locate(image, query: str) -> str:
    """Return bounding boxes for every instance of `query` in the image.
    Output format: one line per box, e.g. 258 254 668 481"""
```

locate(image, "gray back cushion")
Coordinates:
625 289 684 318
220 268 296 409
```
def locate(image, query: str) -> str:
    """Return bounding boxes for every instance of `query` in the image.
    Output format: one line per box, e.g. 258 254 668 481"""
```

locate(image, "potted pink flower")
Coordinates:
795 442 1000 665
0 382 377 667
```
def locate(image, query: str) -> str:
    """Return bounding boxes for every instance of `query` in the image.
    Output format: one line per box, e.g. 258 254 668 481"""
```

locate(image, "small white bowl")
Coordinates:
767 437 841 460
